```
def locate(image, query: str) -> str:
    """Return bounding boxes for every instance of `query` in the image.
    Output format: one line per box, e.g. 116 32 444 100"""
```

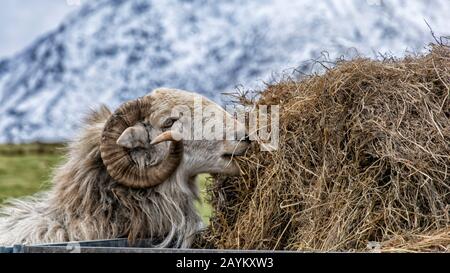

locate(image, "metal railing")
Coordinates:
0 238 291 253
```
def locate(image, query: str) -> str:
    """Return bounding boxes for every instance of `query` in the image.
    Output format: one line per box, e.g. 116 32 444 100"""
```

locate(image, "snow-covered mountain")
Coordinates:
0 0 449 143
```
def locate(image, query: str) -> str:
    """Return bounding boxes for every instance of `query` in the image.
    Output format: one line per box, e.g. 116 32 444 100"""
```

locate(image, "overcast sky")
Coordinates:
0 0 81 59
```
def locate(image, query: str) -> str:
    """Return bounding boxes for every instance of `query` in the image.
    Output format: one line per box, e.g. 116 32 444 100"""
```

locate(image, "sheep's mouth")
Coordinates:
222 142 251 159
222 151 245 159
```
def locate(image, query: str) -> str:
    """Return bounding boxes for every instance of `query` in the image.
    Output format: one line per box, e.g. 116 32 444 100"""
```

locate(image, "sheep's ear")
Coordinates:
116 124 149 148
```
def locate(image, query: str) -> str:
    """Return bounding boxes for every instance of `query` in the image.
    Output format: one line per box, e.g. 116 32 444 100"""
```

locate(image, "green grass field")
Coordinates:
0 154 61 203
0 144 212 223
196 174 213 224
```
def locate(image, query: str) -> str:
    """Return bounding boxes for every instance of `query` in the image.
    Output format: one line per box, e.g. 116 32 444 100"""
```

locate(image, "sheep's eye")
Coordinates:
162 118 177 129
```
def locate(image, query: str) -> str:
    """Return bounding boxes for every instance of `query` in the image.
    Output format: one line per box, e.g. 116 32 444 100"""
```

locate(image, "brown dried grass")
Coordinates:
199 45 450 252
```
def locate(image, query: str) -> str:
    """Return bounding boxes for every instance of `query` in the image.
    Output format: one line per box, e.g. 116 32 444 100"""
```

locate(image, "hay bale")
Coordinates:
202 45 450 252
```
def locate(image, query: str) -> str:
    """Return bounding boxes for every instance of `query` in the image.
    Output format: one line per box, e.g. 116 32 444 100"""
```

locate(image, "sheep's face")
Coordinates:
112 88 250 185
176 108 250 176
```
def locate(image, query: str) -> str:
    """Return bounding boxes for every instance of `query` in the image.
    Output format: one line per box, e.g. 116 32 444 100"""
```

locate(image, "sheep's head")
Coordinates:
100 88 250 188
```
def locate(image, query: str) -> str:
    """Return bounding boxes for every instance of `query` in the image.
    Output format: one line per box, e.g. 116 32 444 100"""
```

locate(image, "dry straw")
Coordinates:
198 45 450 252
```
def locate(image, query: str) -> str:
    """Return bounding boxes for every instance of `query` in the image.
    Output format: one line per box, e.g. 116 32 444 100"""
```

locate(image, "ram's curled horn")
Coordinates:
99 96 183 188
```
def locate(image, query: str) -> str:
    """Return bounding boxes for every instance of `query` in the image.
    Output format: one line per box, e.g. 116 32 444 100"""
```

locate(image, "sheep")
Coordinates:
0 88 250 247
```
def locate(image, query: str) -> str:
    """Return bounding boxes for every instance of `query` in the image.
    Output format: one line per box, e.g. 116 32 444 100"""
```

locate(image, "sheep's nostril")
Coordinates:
244 134 251 143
